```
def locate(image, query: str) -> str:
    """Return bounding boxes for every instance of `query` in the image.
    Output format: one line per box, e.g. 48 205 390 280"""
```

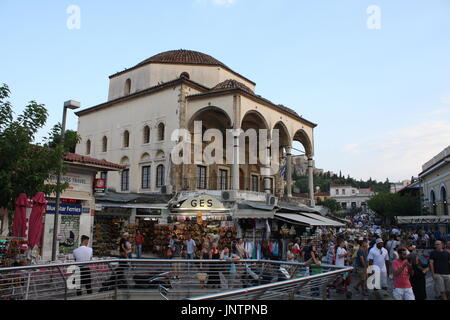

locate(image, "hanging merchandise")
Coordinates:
289 226 296 236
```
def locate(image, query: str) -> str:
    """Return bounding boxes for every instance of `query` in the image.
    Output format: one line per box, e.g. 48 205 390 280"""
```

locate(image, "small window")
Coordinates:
143 125 150 144
335 189 339 195
251 175 259 192
180 72 190 79
158 123 165 141
124 78 131 95
141 166 151 189
219 169 228 190
86 139 91 155
342 189 346 195
123 130 130 148
197 165 207 189
121 169 130 191
156 164 165 187
102 136 108 152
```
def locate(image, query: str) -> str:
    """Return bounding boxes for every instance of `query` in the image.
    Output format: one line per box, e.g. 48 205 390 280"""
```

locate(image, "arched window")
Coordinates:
158 123 165 141
102 136 108 152
121 169 130 191
156 164 165 187
120 156 130 191
441 186 448 215
431 190 437 215
86 139 91 155
143 125 150 144
124 78 131 95
180 72 190 79
123 130 130 148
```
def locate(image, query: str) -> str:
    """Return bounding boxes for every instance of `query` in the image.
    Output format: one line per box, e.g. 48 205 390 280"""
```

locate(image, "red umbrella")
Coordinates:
12 193 28 238
28 192 47 249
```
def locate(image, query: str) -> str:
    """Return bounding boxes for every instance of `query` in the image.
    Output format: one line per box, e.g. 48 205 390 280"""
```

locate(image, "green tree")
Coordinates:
321 198 340 213
368 192 420 224
0 83 68 212
46 124 80 153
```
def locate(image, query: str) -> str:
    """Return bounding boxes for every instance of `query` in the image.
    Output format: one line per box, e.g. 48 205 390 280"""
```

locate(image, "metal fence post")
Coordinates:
108 262 118 300
56 266 67 300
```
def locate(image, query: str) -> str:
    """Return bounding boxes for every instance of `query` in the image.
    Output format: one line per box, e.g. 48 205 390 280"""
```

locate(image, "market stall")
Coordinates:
164 194 236 258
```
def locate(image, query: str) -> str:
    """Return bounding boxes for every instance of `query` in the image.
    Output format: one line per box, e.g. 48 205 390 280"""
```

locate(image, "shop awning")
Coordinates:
275 213 329 226
396 216 450 224
296 212 345 227
238 201 275 211
234 209 275 219
276 202 320 214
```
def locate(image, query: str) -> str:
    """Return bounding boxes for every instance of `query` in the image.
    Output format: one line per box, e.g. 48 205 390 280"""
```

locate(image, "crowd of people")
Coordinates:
72 211 450 300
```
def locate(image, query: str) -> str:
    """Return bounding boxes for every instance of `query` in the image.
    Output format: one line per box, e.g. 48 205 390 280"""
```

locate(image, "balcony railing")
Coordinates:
0 259 351 300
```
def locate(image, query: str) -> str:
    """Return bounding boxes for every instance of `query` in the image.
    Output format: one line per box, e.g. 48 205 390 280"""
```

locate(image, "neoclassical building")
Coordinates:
75 50 317 205
420 146 449 216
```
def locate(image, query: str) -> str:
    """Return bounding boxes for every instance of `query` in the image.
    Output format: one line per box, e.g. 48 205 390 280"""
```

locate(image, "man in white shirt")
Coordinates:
368 238 390 289
73 235 93 296
184 234 196 259
335 240 348 267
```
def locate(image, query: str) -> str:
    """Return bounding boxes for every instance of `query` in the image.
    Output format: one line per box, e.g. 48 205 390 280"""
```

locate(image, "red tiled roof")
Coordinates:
189 79 312 125
109 49 256 85
139 49 228 69
211 79 254 94
64 153 125 170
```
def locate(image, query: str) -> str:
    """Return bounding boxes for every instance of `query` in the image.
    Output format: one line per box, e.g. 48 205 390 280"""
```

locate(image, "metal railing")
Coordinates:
0 259 351 300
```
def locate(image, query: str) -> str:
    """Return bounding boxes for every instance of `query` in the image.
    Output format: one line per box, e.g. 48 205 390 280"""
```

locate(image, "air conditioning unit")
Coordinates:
222 190 237 202
266 194 277 206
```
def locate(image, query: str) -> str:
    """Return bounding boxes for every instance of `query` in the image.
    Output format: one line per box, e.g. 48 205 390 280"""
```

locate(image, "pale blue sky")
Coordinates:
1 0 449 181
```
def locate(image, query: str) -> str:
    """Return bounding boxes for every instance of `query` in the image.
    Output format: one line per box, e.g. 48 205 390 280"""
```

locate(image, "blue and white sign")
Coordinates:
46 203 82 215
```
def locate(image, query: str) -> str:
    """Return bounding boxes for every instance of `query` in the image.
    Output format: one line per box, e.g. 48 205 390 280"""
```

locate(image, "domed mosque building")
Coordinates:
75 50 327 258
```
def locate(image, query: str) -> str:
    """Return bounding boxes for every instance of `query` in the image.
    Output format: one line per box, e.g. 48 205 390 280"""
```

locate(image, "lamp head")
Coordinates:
64 100 81 110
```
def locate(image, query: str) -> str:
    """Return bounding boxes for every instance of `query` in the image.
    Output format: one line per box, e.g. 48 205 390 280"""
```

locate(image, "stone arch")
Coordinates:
292 129 313 157
120 156 130 166
155 150 165 159
141 153 150 162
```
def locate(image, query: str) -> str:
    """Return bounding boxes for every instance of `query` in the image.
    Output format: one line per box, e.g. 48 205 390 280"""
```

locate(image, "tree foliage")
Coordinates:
45 124 80 153
319 198 340 213
367 192 420 222
294 171 391 194
0 83 68 211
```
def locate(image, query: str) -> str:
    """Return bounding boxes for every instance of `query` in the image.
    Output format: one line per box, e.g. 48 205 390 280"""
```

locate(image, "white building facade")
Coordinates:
330 184 374 210
75 50 317 204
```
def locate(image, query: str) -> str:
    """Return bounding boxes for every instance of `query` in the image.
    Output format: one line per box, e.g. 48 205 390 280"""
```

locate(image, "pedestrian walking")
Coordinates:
208 242 221 288
184 234 196 259
429 240 450 300
367 238 390 290
119 232 132 259
135 230 144 259
354 240 368 296
409 253 428 300
392 248 415 300
73 235 93 296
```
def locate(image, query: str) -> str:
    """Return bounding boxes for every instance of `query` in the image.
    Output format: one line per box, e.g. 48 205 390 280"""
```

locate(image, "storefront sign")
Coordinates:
48 173 93 193
46 203 82 215
179 195 227 211
94 178 106 193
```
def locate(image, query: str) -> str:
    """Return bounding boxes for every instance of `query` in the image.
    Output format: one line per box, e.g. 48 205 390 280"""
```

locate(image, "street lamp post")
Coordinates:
51 100 80 261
